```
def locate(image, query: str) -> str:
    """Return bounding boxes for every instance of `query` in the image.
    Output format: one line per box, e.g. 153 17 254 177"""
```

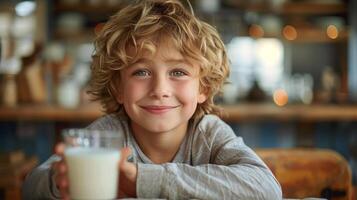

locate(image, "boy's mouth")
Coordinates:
140 105 180 114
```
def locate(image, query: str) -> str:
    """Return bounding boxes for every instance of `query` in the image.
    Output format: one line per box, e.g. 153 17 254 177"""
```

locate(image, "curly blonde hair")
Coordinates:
88 0 229 120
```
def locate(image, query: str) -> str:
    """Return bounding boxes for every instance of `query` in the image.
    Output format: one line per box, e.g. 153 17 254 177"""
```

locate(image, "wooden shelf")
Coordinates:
52 2 349 43
221 103 357 122
0 103 104 122
285 28 349 43
0 103 357 122
248 28 349 43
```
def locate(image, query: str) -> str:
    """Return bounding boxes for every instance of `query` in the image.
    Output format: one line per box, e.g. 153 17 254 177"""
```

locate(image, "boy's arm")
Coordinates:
135 120 282 200
22 155 61 200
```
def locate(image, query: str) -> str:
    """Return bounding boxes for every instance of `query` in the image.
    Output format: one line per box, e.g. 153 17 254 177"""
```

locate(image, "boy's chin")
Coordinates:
136 120 188 134
142 124 178 134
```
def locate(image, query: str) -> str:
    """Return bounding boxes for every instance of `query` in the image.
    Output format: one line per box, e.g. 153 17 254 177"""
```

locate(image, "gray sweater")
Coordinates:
22 114 282 200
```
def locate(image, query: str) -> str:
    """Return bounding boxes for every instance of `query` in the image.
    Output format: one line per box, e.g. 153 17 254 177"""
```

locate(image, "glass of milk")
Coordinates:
62 129 122 200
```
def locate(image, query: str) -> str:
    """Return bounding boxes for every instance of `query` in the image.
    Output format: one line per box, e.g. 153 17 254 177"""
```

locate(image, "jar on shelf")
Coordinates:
57 76 80 109
0 74 17 107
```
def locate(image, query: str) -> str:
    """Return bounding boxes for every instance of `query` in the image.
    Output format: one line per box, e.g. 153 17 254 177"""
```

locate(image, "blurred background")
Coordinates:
0 0 356 198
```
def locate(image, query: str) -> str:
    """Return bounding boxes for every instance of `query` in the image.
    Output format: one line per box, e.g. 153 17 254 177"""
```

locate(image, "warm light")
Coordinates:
273 89 288 106
326 25 339 39
249 24 264 38
94 23 105 36
283 25 297 41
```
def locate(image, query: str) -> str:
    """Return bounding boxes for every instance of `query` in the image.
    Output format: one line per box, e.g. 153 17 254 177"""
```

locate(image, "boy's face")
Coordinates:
116 40 207 134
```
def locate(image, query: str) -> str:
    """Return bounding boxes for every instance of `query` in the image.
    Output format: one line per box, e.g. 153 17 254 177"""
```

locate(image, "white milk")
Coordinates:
65 147 120 200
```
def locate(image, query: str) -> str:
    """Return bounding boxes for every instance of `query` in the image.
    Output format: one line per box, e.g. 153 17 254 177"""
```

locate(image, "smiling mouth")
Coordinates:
140 105 180 114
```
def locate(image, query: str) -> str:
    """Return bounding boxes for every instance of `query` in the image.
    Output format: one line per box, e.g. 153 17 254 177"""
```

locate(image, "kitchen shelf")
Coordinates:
0 103 103 122
252 28 349 43
52 1 349 44
220 103 357 122
0 103 356 122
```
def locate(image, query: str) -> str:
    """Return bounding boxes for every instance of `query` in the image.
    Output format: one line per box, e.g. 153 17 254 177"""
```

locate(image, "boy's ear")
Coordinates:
116 92 123 104
198 87 208 104
198 93 207 104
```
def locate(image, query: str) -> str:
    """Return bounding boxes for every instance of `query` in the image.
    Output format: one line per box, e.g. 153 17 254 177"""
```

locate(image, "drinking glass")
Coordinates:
62 129 122 200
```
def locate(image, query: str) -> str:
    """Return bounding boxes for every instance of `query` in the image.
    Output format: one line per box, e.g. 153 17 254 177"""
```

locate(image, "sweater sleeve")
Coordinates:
22 155 61 200
136 116 282 200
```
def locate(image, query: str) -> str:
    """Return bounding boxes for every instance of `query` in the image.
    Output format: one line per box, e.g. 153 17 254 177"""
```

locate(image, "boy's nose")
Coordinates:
150 76 172 99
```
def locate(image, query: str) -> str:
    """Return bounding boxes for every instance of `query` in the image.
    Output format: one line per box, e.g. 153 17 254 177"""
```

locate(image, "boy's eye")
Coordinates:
133 69 150 77
170 70 187 77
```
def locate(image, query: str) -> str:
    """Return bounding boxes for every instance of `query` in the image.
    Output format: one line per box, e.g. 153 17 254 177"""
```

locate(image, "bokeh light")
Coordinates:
249 24 264 38
283 25 297 41
326 25 339 39
273 89 289 106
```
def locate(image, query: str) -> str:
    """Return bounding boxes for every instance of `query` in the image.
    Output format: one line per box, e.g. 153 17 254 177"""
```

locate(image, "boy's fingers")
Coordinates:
59 175 68 188
53 143 70 199
119 147 135 173
57 173 69 192
52 161 67 175
58 162 67 173
120 147 132 163
52 160 68 194
55 143 65 155
119 147 137 180
59 186 70 200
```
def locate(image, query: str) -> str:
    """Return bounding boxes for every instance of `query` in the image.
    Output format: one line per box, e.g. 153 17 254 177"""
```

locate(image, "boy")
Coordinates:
23 0 282 199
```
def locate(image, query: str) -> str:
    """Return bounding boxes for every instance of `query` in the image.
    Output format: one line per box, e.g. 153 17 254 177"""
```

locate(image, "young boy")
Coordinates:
23 0 282 199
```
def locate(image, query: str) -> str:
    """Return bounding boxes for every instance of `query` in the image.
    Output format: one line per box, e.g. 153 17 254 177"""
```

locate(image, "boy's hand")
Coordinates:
51 143 70 200
51 144 137 199
118 147 138 198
